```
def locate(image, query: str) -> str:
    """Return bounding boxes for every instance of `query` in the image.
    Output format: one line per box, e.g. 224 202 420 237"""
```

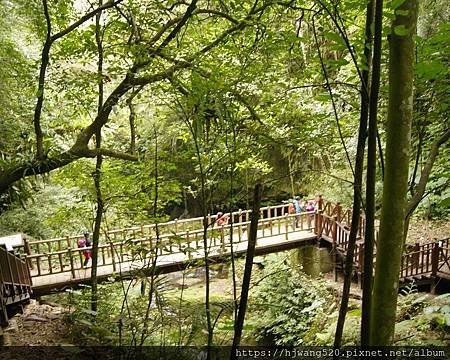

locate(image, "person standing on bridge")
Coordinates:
77 232 92 266
294 196 302 228
288 199 296 229
216 212 229 226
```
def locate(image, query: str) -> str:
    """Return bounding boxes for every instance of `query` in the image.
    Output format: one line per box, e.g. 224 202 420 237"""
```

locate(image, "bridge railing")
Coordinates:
27 211 316 279
24 201 321 256
0 247 32 326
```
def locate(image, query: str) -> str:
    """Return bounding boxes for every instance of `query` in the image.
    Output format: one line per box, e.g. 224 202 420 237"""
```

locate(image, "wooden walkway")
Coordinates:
22 200 450 296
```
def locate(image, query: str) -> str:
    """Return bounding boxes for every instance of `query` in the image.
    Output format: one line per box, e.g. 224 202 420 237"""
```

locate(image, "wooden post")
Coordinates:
335 202 342 222
174 219 178 234
431 242 439 277
5 253 16 298
317 210 323 236
318 195 323 211
23 238 33 270
66 236 71 249
67 248 75 279
314 212 319 235
332 215 337 245
268 206 273 236
284 214 289 241
413 243 420 273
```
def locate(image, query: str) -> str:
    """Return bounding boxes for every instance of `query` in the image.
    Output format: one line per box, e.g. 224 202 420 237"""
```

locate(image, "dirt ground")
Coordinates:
2 299 73 346
407 218 450 244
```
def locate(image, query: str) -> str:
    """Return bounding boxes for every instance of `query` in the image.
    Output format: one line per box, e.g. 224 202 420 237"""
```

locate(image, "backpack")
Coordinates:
288 203 295 214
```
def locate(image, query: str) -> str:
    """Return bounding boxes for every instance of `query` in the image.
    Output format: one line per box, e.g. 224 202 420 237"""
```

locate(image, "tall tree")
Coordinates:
333 0 374 346
361 0 383 345
370 0 419 345
231 183 262 358
91 0 104 314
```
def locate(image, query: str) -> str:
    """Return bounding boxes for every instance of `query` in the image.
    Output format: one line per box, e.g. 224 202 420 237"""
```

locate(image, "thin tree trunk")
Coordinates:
138 126 160 347
231 183 262 358
288 153 295 197
91 0 104 313
334 0 374 347
361 0 383 345
370 0 418 345
182 111 213 358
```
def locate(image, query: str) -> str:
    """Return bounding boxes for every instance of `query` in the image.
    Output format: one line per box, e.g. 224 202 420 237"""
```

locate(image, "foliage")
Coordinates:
248 253 336 345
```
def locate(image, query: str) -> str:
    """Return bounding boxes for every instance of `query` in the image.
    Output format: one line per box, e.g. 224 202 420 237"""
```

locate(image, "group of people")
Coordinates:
288 196 317 228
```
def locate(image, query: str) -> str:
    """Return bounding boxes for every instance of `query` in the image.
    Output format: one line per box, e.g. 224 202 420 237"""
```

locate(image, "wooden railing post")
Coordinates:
23 238 33 270
5 253 16 298
431 242 439 277
284 214 289 240
316 210 323 236
332 215 337 245
318 195 323 211
335 202 342 222
413 243 420 272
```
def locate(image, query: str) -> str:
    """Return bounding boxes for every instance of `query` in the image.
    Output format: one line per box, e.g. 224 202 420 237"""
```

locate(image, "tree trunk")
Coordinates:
333 0 374 347
231 183 262 358
370 0 418 345
91 1 104 313
361 0 383 345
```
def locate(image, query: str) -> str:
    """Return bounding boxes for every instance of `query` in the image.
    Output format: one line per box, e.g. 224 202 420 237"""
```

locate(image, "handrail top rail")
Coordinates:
27 203 320 245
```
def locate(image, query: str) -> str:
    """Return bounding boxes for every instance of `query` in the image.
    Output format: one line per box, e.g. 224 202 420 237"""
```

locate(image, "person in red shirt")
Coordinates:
77 232 92 266
216 212 229 226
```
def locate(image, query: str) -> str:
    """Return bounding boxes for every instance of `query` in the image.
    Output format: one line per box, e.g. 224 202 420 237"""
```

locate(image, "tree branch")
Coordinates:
33 0 52 160
51 0 125 42
406 128 450 218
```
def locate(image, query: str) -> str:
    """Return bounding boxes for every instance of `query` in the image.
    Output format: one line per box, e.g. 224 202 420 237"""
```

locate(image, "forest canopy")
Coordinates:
0 0 449 351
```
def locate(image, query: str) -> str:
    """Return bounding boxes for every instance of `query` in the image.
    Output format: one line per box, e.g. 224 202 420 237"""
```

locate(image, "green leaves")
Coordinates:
393 24 410 36
390 0 407 10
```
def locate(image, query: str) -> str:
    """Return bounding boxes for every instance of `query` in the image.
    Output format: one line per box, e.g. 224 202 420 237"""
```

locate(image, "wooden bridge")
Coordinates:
1 199 449 314
19 199 449 296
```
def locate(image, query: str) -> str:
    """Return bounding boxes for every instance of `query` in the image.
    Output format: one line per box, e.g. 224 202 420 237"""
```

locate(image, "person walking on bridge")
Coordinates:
77 232 92 266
